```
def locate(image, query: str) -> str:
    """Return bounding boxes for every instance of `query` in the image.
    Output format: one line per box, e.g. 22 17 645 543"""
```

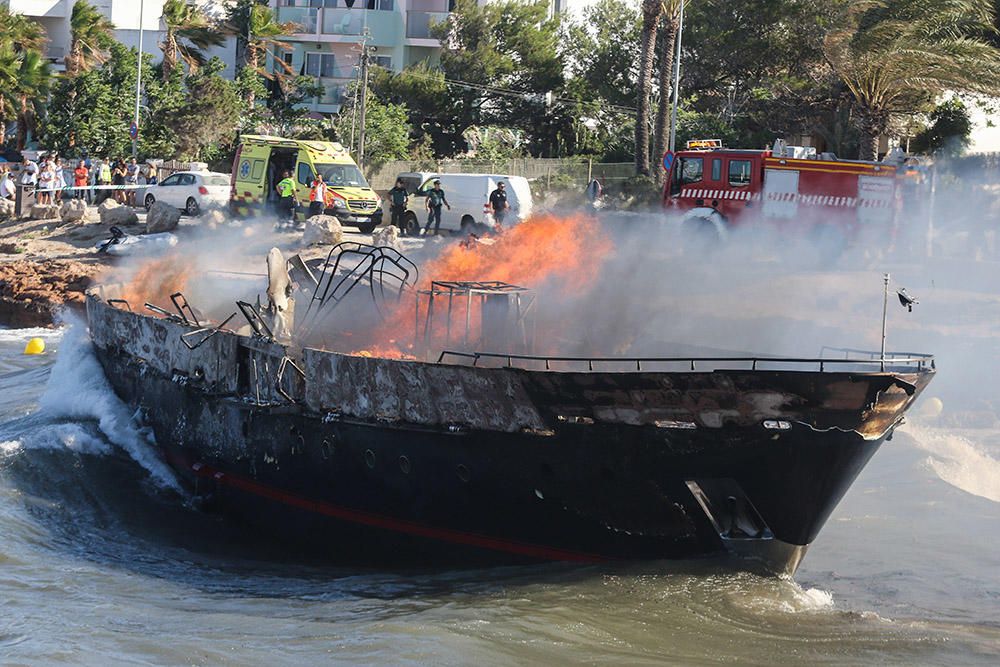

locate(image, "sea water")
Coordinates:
0 323 997 665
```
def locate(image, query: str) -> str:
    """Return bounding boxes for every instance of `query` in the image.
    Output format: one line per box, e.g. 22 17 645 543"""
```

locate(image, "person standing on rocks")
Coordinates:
0 168 15 200
112 161 127 204
388 178 409 232
53 158 67 203
96 159 112 205
18 157 38 190
36 158 54 205
124 158 139 207
73 160 90 203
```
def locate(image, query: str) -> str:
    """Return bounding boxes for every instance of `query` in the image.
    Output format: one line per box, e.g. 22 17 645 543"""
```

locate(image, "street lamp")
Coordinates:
132 0 145 158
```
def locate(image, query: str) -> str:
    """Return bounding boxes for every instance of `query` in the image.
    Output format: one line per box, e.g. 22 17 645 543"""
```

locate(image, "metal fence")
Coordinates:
368 159 634 191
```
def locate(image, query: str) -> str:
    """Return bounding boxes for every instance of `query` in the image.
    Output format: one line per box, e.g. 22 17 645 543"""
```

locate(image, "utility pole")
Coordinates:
132 0 145 158
667 0 685 152
880 273 890 370
357 45 372 170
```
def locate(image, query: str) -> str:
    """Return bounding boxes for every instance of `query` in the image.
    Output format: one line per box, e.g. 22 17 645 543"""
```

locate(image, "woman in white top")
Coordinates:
53 158 66 202
36 160 54 205
0 169 15 200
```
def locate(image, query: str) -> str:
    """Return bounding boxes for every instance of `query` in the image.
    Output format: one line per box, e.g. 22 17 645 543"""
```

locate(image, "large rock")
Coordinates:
146 200 181 233
302 215 343 246
98 199 139 226
30 203 61 220
0 198 14 221
372 224 401 250
0 259 100 327
59 198 88 223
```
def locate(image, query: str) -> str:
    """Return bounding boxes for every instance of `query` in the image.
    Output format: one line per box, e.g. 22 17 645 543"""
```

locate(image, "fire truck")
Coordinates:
662 139 901 237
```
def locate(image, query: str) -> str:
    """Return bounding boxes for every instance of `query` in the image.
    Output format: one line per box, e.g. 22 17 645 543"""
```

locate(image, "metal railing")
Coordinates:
436 351 935 373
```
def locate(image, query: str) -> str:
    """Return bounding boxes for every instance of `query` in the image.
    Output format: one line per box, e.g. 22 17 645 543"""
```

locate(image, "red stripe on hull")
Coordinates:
170 452 610 564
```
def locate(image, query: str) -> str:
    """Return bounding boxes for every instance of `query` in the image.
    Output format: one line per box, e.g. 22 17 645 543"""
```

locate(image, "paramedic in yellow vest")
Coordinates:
308 173 327 218
275 170 297 226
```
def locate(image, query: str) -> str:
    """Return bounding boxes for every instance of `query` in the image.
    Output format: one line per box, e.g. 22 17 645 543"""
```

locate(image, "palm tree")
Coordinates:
0 8 47 54
66 0 115 77
13 50 51 150
652 0 682 181
228 3 298 108
635 0 663 175
160 0 226 81
825 0 1000 160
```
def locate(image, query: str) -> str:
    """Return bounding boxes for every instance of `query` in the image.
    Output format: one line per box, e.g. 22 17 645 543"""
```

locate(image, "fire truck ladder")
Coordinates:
297 242 419 340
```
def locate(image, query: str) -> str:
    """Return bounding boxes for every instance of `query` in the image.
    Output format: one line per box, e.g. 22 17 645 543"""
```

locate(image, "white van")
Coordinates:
395 172 533 235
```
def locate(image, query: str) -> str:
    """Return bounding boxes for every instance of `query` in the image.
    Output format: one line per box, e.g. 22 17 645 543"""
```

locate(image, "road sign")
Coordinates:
662 151 674 171
129 121 139 140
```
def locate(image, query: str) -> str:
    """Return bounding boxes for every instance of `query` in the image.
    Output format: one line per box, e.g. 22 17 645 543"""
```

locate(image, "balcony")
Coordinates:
321 8 364 36
406 11 448 39
316 80 348 105
275 6 319 33
7 0 67 17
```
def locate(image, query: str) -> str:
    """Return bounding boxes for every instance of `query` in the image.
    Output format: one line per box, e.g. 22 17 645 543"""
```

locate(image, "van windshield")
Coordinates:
315 163 369 188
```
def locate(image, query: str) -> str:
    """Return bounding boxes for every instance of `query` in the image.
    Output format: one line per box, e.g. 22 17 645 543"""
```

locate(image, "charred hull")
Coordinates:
86 293 934 575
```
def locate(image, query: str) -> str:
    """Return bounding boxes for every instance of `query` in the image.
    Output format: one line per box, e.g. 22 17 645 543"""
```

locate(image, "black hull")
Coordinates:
85 293 933 575
96 347 901 574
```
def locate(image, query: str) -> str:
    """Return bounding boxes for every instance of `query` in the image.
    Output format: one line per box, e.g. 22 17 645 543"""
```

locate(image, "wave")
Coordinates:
900 424 1000 503
32 319 181 492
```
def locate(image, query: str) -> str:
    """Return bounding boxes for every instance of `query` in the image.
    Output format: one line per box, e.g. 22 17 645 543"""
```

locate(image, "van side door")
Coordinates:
295 154 314 208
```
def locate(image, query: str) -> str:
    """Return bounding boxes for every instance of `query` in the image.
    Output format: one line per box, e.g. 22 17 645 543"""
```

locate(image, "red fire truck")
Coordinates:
662 139 900 237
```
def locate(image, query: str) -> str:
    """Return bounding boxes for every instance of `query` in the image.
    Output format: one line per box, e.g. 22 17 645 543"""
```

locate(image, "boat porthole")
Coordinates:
321 439 332 459
365 449 376 469
456 464 471 483
398 455 411 474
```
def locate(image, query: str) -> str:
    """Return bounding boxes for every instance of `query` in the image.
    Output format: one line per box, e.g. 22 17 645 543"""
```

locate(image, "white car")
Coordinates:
143 171 230 216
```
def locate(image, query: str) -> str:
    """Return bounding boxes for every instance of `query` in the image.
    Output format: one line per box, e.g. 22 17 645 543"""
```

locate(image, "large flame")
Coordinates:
113 254 191 313
356 214 613 356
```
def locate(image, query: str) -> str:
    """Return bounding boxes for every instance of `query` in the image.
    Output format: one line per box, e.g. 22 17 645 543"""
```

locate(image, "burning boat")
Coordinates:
85 222 933 575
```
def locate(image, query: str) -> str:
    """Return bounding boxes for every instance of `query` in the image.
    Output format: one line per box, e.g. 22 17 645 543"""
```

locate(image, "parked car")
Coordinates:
143 170 230 216
395 173 533 235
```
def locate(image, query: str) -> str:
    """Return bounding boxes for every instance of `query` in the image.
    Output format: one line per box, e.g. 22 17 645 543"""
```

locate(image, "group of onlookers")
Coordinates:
0 153 159 208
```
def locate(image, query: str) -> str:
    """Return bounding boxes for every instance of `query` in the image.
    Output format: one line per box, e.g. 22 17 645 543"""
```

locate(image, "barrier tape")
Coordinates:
28 184 150 193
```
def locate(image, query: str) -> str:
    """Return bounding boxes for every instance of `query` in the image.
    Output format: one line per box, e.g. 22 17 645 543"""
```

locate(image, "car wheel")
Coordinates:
144 194 155 211
357 220 377 234
185 197 200 217
402 212 419 237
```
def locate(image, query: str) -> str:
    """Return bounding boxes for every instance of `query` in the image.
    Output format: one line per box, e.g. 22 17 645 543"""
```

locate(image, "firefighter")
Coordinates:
275 170 297 227
308 173 327 218
387 178 409 231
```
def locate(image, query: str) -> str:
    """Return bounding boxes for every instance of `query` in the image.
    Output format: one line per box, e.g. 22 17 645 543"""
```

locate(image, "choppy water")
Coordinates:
1 324 998 665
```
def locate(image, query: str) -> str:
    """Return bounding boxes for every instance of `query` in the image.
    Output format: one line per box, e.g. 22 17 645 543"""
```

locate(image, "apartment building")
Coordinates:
272 0 452 114
2 0 235 76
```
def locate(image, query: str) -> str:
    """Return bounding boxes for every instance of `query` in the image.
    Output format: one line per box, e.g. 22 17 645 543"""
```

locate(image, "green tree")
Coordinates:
652 0 682 178
0 8 46 53
911 98 973 157
825 0 1000 160
166 68 241 160
226 2 298 109
66 0 115 77
160 0 226 81
336 87 412 171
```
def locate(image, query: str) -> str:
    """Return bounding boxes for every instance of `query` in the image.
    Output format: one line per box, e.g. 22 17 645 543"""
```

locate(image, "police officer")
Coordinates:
387 178 409 232
276 170 297 227
488 181 510 226
423 179 450 235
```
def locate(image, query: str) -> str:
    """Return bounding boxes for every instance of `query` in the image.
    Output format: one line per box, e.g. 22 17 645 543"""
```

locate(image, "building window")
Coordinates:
372 55 392 69
305 52 336 78
728 159 752 187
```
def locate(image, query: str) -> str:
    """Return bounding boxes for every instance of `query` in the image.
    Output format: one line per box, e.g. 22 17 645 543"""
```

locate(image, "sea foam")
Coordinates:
900 423 1000 503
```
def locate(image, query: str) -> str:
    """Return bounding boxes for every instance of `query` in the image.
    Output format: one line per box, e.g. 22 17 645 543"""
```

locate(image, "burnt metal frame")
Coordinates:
180 312 238 350
236 300 275 341
436 350 935 373
417 281 534 352
299 242 419 340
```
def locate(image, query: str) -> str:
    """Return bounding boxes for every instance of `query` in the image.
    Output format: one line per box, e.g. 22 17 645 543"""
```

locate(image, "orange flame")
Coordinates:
360 214 613 355
114 254 191 314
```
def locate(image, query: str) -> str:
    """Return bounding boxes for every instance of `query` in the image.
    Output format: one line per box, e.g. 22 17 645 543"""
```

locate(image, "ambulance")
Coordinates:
230 135 382 232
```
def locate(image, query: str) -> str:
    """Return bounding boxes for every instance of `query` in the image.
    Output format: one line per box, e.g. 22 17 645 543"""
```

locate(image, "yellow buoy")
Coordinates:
24 337 45 355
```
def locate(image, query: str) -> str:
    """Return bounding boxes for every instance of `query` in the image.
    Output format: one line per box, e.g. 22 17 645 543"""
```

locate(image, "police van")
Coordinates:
230 135 382 232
